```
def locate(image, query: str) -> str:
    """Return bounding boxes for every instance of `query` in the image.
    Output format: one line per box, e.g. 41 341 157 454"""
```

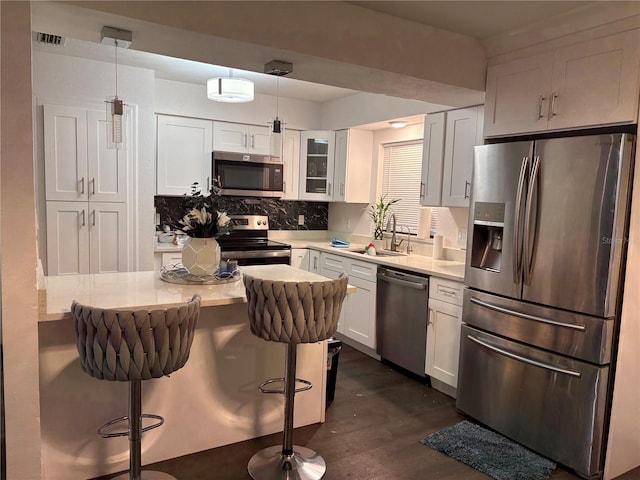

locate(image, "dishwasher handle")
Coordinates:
377 271 427 290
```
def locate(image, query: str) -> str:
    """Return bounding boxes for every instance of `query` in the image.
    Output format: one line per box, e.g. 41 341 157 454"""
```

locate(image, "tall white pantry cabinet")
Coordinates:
44 104 129 275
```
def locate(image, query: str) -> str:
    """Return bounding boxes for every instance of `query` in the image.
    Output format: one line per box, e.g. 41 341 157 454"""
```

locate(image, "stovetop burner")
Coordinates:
217 215 291 252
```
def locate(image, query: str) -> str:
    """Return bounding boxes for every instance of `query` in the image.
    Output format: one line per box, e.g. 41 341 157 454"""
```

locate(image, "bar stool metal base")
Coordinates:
110 471 177 480
248 445 326 480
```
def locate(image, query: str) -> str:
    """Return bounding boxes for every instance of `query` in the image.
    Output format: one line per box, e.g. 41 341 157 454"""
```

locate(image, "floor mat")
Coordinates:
420 420 556 480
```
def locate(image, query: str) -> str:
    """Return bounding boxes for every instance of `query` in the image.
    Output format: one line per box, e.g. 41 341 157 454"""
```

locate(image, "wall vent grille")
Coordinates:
35 32 65 46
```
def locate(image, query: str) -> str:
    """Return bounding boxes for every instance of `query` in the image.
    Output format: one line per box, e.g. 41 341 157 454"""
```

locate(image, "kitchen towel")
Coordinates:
417 208 431 239
433 234 444 259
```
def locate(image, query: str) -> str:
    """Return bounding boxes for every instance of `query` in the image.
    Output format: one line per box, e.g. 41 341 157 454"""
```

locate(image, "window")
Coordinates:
381 140 436 236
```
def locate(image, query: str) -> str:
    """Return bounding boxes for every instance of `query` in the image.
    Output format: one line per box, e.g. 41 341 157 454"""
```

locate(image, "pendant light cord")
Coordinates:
276 72 280 118
114 40 119 98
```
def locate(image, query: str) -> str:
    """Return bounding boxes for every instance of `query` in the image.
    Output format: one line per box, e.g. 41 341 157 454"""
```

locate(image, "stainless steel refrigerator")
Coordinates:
457 133 635 479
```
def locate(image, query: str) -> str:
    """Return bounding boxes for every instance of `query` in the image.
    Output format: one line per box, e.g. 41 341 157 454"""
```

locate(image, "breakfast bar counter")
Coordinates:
38 266 347 480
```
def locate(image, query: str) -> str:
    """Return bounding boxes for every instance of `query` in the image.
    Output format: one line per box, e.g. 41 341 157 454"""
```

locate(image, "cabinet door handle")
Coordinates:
251 134 255 149
80 209 86 227
243 133 248 147
91 209 96 227
207 176 210 192
428 308 435 326
328 182 332 196
537 95 546 119
90 178 95 196
341 183 344 196
464 180 471 199
549 92 558 119
313 257 318 270
79 177 85 195
420 182 425 198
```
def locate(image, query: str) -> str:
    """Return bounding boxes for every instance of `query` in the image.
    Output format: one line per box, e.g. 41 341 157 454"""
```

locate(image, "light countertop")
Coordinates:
154 239 465 282
293 241 465 281
40 265 355 323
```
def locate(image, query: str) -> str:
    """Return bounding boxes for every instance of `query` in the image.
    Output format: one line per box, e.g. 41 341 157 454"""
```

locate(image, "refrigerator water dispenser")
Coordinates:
470 202 505 272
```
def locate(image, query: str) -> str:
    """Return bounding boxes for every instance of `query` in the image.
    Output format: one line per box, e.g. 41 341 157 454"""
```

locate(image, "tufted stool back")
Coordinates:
243 273 348 344
71 295 201 382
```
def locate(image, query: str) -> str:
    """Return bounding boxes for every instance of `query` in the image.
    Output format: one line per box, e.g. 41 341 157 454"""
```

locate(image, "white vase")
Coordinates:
181 237 220 276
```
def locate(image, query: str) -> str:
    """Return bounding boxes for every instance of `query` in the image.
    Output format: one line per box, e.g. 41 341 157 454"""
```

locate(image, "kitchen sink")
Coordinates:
351 249 407 257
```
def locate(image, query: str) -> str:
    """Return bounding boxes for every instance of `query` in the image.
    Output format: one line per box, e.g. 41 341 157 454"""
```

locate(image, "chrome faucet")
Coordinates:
401 225 413 254
386 214 403 252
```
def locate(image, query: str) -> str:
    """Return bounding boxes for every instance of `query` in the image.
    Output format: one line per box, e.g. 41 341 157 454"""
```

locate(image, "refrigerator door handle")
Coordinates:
523 155 541 285
469 296 586 331
513 156 529 283
466 334 582 377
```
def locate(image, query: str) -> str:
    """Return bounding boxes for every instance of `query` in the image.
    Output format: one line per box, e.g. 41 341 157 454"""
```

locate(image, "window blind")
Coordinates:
381 141 424 233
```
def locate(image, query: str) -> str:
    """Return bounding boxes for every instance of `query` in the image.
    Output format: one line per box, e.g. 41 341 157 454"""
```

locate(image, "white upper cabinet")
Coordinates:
156 115 213 196
484 29 640 137
212 121 271 155
281 129 300 200
44 105 127 202
421 107 483 208
333 129 373 203
484 52 553 137
299 130 336 201
441 106 483 207
420 112 446 207
86 110 127 202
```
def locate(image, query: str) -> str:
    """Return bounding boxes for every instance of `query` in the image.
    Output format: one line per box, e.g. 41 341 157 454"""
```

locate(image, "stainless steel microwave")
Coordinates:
212 151 283 198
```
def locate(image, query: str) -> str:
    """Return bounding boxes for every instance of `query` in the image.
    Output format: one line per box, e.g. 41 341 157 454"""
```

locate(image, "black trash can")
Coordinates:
326 337 342 406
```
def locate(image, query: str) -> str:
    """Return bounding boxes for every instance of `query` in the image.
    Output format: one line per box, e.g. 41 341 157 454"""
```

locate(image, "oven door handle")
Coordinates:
466 334 582 378
222 250 291 259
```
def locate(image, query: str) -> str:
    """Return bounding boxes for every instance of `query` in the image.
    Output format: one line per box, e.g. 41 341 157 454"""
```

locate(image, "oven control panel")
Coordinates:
230 215 269 230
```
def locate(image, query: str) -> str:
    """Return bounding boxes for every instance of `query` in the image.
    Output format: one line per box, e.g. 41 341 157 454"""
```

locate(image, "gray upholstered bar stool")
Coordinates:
71 295 201 480
243 272 348 480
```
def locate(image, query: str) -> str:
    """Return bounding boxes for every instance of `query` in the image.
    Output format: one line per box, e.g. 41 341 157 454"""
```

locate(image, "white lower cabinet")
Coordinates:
426 277 463 396
320 252 377 349
290 248 310 270
46 201 128 275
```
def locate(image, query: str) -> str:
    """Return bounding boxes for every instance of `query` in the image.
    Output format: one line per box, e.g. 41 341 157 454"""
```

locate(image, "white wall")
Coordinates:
321 92 449 131
329 122 424 237
32 51 156 271
1 3 43 478
155 78 323 131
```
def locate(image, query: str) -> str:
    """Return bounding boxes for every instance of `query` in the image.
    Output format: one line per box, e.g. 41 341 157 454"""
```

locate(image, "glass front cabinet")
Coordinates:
299 130 335 201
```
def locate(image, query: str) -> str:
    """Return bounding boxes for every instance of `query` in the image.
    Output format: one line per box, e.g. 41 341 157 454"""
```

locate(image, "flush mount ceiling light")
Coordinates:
389 121 408 128
101 26 132 149
207 71 254 103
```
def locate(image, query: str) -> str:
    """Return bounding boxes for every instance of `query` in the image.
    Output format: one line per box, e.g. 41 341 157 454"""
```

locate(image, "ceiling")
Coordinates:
350 1 595 40
32 1 598 127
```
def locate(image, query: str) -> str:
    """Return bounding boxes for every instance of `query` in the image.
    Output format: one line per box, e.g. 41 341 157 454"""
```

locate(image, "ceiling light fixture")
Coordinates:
207 70 254 103
389 121 408 128
101 26 132 149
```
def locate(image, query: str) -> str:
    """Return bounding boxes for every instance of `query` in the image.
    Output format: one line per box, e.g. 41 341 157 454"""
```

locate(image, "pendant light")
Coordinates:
264 60 293 159
101 26 132 150
207 69 254 103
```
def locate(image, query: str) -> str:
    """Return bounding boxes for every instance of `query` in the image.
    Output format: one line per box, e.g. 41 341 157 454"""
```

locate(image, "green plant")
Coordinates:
367 194 400 240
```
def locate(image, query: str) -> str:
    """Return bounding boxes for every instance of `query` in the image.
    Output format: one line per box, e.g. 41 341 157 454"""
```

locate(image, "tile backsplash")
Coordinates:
154 196 328 231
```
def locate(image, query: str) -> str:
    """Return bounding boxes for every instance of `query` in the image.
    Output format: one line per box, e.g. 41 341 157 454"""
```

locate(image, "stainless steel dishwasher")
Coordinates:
376 267 429 377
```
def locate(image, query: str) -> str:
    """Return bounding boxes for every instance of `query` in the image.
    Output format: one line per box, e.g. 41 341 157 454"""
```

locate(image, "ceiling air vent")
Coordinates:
35 32 65 46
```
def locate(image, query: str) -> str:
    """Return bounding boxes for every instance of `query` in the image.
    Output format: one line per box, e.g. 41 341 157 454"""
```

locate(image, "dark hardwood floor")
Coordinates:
96 345 640 480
